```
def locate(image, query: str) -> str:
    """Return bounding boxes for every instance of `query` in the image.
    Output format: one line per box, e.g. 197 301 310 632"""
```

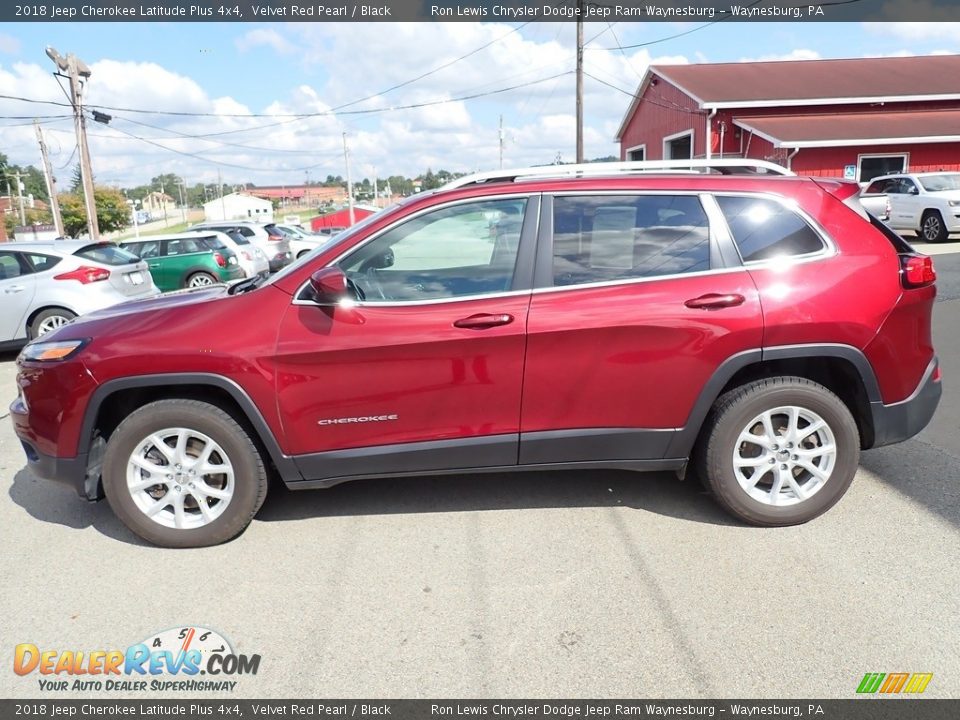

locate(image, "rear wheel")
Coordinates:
29 308 77 339
101 399 268 547
186 272 217 288
694 377 859 526
920 210 948 243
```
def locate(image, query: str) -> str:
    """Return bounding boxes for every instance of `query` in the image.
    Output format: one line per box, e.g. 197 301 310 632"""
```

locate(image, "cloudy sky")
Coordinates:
1 20 958 189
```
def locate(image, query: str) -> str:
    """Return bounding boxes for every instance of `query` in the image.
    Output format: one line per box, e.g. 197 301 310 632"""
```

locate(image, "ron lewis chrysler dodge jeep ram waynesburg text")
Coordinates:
10 160 942 547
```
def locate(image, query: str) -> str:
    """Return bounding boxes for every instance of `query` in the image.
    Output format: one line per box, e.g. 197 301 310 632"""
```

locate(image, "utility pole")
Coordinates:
499 115 504 169
12 170 26 225
47 47 100 240
342 132 355 226
575 4 584 164
34 122 65 237
372 165 378 207
175 177 187 224
217 168 226 221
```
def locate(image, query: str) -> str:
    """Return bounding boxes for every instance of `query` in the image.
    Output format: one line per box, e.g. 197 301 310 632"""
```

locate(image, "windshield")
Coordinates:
259 201 407 288
918 174 960 192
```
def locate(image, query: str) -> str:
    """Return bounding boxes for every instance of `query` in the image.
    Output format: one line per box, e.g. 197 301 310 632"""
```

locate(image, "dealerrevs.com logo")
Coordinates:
14 626 260 693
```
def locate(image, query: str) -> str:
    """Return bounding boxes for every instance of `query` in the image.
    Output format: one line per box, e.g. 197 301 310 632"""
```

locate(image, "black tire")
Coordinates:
101 399 268 548
185 272 217 288
693 377 859 527
920 210 948 243
29 308 77 339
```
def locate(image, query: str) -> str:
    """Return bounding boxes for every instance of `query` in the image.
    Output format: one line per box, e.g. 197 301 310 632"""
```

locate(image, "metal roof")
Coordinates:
734 109 960 148
653 55 960 107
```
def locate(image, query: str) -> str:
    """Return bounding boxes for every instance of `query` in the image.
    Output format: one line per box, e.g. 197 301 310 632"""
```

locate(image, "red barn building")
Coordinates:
309 206 377 233
616 55 960 183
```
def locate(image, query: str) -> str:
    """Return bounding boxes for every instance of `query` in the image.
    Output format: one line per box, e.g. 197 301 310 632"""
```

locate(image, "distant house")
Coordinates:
616 55 960 183
248 185 346 206
141 192 176 220
203 192 274 223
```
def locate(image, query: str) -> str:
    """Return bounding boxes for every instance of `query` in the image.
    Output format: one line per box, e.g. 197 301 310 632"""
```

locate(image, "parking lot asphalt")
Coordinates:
1 254 959 700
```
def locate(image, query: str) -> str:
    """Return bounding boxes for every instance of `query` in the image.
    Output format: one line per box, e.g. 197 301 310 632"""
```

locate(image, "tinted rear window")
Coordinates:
716 196 825 262
74 243 141 266
197 235 227 250
225 231 250 244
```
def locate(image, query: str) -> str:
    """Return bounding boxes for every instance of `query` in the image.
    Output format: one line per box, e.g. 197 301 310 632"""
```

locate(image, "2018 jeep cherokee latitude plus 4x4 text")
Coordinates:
10 161 942 547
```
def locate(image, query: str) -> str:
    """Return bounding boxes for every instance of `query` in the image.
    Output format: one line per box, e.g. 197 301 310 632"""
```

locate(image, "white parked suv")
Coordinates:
188 221 292 271
860 172 960 242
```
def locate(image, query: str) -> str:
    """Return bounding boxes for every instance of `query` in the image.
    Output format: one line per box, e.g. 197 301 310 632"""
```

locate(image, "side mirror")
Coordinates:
308 267 349 305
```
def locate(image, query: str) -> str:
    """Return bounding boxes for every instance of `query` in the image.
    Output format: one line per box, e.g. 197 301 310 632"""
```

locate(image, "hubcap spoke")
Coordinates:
732 405 837 507
126 426 235 531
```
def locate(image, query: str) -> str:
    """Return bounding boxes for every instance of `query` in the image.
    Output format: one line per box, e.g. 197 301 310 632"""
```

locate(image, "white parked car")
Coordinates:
0 240 160 347
188 221 292 271
860 172 960 242
265 223 326 259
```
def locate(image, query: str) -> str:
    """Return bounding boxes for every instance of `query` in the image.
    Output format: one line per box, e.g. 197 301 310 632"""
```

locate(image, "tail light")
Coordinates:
213 252 227 268
54 266 110 284
900 254 936 289
268 233 283 242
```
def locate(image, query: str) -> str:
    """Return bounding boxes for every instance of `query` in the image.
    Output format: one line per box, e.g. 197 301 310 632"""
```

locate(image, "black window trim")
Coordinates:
533 190 735 291
707 191 835 267
292 192 541 307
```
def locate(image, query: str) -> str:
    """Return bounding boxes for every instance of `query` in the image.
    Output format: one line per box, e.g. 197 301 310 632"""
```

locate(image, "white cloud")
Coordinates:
739 49 822 62
236 28 296 55
0 32 21 55
864 18 960 39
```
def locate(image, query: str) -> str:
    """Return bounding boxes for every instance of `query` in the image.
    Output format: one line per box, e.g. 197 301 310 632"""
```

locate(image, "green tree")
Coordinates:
59 186 131 237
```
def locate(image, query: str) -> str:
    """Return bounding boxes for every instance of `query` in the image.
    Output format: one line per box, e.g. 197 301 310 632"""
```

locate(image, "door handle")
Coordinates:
453 313 514 329
684 293 745 310
4 285 25 293
148 264 160 268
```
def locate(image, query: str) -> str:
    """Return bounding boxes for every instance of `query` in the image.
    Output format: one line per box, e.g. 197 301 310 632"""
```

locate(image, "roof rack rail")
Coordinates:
442 159 793 190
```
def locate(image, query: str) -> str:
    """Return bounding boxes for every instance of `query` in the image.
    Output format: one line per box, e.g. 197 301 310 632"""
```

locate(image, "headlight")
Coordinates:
19 339 89 362
948 200 960 207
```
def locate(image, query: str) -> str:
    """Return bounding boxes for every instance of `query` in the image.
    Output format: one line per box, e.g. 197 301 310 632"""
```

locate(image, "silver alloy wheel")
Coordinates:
922 214 942 241
126 427 235 530
36 314 71 335
188 273 216 287
732 405 837 506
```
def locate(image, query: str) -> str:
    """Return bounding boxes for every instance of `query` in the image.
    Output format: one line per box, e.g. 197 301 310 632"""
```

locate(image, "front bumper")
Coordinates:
868 357 942 448
10 396 99 500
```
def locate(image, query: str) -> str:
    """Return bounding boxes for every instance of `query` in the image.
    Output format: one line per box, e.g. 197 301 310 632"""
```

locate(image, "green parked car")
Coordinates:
120 234 243 292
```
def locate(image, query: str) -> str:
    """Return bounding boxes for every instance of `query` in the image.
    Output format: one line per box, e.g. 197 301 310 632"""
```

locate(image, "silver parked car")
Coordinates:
188 221 291 272
0 240 160 347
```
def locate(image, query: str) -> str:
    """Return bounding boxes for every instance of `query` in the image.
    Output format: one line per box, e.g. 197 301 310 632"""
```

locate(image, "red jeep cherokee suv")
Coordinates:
10 161 941 547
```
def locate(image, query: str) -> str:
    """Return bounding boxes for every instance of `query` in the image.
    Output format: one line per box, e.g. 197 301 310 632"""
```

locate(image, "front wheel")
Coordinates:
101 399 268 547
920 210 948 243
694 377 859 526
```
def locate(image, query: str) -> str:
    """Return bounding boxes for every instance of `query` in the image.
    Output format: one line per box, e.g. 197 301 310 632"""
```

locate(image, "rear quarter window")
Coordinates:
716 196 825 263
74 243 141 266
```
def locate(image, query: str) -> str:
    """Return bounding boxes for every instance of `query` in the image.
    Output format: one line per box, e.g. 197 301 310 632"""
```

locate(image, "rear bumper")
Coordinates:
868 357 942 448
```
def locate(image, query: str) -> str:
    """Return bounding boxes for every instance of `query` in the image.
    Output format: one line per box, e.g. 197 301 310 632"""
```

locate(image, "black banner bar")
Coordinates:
1 700 958 720
5 0 960 23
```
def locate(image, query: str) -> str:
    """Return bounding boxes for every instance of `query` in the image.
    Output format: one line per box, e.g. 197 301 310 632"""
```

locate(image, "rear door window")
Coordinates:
715 196 825 263
551 195 711 287
23 253 62 273
0 252 28 280
166 238 205 255
74 243 141 266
